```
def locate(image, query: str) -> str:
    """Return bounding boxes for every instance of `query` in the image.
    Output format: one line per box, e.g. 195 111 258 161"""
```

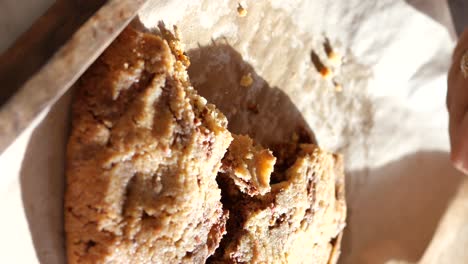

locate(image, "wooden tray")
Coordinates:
0 0 147 154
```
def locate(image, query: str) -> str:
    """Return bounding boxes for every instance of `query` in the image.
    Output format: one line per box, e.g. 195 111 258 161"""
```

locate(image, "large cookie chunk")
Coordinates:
65 27 232 263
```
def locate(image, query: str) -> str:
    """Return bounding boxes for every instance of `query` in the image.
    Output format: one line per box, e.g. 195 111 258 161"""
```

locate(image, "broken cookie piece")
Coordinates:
210 144 346 264
65 23 347 264
221 134 276 196
65 27 232 263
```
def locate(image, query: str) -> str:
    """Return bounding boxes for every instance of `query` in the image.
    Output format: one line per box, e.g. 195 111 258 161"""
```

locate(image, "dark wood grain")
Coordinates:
0 0 148 154
0 0 106 106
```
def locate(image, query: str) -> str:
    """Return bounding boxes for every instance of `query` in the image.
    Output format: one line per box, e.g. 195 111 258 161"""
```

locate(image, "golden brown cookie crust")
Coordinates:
65 27 232 264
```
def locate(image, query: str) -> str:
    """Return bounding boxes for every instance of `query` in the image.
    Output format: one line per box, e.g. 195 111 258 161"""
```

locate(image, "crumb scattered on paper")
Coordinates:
334 81 342 92
320 67 333 80
328 51 342 67
237 4 247 17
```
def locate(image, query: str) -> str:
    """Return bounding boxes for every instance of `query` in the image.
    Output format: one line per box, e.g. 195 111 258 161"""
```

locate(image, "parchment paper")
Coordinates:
1 0 467 263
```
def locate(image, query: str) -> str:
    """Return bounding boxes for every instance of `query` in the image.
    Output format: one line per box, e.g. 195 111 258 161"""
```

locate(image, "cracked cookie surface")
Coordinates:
65 27 232 264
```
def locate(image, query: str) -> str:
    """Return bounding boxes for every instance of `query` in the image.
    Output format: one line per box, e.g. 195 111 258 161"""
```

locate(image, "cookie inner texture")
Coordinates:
208 127 315 262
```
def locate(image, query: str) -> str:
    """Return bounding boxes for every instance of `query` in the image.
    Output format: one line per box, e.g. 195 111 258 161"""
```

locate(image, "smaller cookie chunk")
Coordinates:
221 134 276 196
210 144 346 264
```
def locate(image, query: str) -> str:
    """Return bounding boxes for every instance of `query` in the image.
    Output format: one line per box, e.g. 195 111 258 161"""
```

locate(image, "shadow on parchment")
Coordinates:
187 41 317 148
340 151 464 264
135 16 317 145
19 90 71 264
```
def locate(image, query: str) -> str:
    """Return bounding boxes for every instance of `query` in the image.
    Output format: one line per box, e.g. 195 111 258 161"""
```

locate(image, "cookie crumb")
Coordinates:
320 67 333 80
240 73 253 87
237 4 247 17
328 51 342 67
334 83 342 92
221 135 275 196
332 79 342 92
